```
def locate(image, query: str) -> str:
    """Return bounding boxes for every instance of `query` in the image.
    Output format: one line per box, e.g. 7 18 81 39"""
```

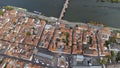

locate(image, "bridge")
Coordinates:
58 0 70 22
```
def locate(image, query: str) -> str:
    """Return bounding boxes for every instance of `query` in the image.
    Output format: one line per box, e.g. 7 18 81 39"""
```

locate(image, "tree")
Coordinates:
0 10 4 15
109 36 116 43
111 0 114 3
75 24 78 27
106 55 111 62
0 59 2 64
65 32 69 46
32 26 35 30
105 41 110 46
56 38 60 42
111 51 115 57
26 31 31 36
66 42 69 46
70 27 72 29
13 22 16 25
58 27 61 30
3 6 13 10
66 32 69 38
62 38 66 43
101 59 107 64
88 36 92 45
116 51 120 62
104 36 117 49
104 41 110 49
66 39 69 46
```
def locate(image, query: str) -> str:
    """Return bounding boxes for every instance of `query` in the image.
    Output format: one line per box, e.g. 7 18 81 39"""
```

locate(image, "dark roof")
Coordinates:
36 52 53 60
37 48 56 56
83 49 96 54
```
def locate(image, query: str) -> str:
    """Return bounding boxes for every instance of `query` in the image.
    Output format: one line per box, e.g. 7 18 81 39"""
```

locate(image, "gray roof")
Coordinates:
110 43 120 50
116 38 120 43
74 55 84 61
36 52 53 60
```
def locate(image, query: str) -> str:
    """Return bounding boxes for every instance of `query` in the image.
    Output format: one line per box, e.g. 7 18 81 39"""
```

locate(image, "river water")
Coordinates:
0 0 120 28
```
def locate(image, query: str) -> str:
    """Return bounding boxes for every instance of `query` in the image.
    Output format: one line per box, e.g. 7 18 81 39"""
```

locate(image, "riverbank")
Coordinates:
5 5 120 31
62 20 120 31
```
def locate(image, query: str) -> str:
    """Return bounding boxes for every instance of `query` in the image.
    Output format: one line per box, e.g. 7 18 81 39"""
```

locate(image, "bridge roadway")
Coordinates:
58 0 70 22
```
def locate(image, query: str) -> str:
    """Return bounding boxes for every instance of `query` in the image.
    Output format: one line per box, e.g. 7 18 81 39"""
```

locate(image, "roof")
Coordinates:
110 43 120 50
36 52 53 60
45 25 52 30
76 55 84 61
117 33 120 38
116 38 120 43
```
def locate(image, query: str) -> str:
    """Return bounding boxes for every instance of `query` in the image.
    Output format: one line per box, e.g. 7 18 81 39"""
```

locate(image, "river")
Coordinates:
0 0 120 28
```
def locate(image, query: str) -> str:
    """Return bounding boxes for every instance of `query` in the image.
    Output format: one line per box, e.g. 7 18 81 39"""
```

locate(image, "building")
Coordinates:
73 55 84 66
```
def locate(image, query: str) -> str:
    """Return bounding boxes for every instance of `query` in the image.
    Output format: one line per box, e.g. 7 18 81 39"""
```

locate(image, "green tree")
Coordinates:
62 38 66 43
101 59 107 64
0 10 4 15
0 59 2 64
106 55 111 62
70 27 72 29
56 38 60 42
66 38 69 46
26 31 31 36
65 32 69 46
66 32 69 38
111 51 115 57
75 24 78 27
3 6 13 10
13 22 16 25
116 51 120 62
109 36 116 43
104 41 110 48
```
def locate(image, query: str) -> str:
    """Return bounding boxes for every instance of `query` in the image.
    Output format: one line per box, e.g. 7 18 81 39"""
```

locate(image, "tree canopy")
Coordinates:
0 10 4 15
26 31 31 36
101 59 107 64
111 51 115 57
116 51 120 62
3 6 13 10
